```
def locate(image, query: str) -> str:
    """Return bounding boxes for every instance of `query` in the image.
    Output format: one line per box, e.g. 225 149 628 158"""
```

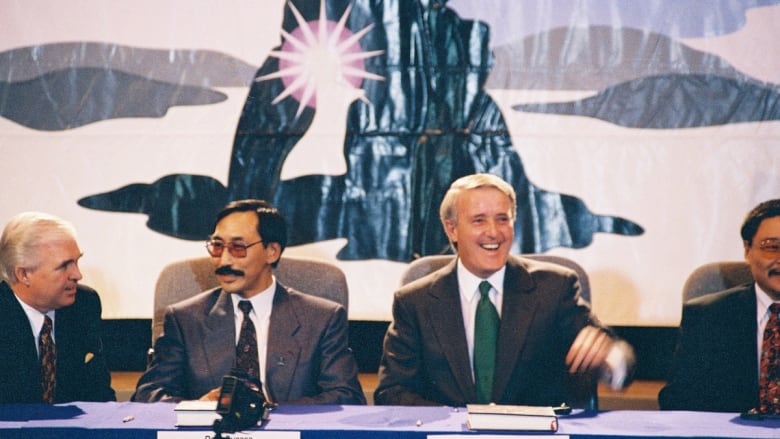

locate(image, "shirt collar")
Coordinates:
13 292 55 335
755 282 779 319
231 276 277 315
456 258 506 302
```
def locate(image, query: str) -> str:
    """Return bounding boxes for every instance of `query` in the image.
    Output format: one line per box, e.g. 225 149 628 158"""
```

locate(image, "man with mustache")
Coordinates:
375 173 634 406
659 199 780 413
132 199 364 404
0 212 115 403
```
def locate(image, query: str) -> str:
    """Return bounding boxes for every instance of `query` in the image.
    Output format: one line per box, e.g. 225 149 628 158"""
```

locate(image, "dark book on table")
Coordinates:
466 404 558 432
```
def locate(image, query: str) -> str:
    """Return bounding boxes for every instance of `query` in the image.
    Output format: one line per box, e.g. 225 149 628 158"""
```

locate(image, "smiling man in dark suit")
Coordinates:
375 173 634 407
132 199 364 404
0 212 115 403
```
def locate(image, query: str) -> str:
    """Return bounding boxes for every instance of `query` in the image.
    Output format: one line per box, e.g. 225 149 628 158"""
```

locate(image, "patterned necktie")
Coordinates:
39 315 56 403
473 280 499 403
759 303 780 414
236 300 261 382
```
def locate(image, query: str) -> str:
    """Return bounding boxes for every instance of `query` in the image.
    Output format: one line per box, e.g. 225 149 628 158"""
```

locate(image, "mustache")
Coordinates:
215 266 245 277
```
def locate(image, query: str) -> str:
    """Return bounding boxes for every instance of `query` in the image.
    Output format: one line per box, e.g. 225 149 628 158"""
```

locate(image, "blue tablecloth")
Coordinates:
1 402 778 438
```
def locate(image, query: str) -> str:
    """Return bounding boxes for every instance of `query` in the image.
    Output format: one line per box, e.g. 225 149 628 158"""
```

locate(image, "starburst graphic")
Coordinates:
258 0 384 117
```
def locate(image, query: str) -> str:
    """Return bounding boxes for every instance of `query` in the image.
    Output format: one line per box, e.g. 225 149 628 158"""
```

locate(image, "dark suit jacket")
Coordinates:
658 284 758 412
374 256 601 406
0 281 115 403
132 283 365 404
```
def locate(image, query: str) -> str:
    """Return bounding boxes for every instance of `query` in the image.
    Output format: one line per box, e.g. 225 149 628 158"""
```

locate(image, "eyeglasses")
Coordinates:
757 238 780 255
205 239 263 258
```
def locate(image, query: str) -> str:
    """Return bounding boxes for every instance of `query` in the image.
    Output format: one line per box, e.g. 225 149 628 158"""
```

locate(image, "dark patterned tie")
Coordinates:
236 300 261 382
473 280 499 403
759 303 780 414
39 315 56 403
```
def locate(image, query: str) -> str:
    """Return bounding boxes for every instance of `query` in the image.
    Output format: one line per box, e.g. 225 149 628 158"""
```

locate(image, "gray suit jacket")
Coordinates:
658 284 758 412
132 283 365 404
375 256 600 406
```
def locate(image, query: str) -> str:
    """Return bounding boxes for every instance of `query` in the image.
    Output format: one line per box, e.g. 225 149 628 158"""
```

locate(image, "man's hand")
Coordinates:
198 387 222 401
565 326 613 374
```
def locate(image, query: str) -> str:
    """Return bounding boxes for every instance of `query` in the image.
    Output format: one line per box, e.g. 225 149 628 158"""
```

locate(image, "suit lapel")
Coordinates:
427 261 475 402
201 289 236 379
266 284 301 402
493 258 538 397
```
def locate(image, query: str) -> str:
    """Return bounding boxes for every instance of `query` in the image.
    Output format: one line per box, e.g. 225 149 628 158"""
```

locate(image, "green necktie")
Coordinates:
473 280 499 403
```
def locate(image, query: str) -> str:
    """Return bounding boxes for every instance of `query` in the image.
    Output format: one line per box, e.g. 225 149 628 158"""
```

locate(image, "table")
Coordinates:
1 402 778 438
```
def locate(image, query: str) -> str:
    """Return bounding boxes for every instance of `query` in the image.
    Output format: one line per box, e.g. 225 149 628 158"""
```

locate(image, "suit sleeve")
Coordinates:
556 271 635 390
658 302 708 410
374 291 439 406
64 287 116 402
83 292 116 401
131 307 190 402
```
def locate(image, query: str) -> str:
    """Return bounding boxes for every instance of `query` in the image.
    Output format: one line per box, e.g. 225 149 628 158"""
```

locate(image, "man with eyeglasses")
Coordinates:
132 199 365 404
659 199 780 413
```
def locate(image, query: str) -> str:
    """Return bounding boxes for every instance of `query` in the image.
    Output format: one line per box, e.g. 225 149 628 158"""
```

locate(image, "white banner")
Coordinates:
1 0 779 326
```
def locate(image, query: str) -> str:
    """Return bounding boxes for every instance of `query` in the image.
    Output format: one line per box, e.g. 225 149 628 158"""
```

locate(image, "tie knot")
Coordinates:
771 303 780 315
238 300 253 315
479 281 492 298
41 316 52 333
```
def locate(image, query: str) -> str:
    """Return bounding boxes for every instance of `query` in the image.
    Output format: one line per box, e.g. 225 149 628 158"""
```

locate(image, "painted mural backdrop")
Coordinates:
1 0 778 325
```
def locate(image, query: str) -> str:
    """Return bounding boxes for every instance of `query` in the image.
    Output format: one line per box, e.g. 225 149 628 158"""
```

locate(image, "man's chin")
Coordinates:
218 281 243 295
58 294 77 308
217 274 241 285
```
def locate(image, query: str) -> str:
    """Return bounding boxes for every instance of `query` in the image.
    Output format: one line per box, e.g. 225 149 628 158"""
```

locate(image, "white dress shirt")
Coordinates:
231 278 275 394
456 260 505 381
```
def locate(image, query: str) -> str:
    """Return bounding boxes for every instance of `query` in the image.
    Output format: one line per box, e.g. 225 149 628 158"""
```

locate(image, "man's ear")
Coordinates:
266 242 282 265
14 266 29 286
443 219 458 246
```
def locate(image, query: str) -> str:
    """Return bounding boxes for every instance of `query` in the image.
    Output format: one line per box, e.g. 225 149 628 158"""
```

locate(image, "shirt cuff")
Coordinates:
602 340 635 390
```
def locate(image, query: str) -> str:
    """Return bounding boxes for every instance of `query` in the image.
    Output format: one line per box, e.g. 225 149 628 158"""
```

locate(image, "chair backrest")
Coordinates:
682 261 753 303
152 255 349 343
400 254 591 302
399 253 597 410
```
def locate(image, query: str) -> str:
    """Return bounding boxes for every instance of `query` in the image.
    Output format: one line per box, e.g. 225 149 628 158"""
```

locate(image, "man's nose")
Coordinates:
218 248 236 265
485 220 499 235
70 264 83 281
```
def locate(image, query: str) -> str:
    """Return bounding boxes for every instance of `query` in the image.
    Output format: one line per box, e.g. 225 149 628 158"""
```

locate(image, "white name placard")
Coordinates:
158 431 300 439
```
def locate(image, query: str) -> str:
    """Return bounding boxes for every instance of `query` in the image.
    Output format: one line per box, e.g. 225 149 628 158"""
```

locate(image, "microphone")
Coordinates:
212 368 272 437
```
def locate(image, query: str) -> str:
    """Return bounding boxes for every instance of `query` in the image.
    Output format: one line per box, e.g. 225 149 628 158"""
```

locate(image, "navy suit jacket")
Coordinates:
132 283 365 404
0 281 115 403
375 256 601 406
658 284 758 412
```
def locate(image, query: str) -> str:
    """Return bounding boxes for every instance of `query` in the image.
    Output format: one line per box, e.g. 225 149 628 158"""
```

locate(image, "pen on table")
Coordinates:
122 415 135 423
